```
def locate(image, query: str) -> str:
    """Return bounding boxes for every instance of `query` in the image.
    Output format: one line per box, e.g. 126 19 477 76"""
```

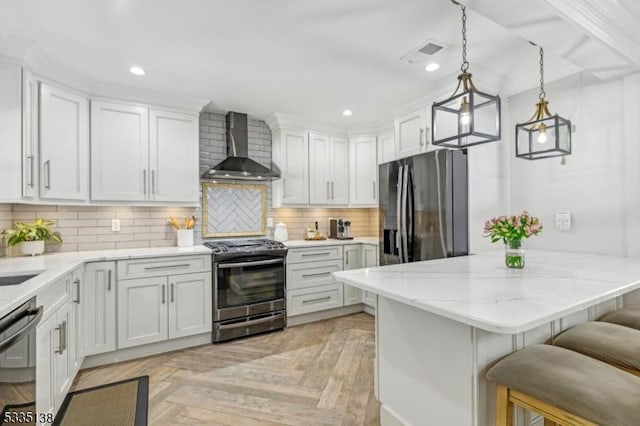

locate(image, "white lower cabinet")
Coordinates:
362 244 379 309
118 266 212 349
83 262 117 356
343 245 363 306
288 284 344 316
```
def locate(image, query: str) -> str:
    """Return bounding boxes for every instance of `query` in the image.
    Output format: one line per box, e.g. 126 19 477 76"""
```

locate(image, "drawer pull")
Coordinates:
301 252 330 257
73 278 81 304
144 264 190 270
302 272 331 278
107 270 112 291
302 296 331 304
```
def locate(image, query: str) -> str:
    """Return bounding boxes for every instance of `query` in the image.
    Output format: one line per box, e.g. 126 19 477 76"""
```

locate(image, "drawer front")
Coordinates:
288 283 344 316
287 246 343 264
117 255 211 280
38 273 71 319
287 259 343 290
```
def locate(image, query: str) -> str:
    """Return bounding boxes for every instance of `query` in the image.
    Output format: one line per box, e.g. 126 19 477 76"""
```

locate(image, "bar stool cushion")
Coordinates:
553 322 640 371
600 307 640 330
486 344 640 426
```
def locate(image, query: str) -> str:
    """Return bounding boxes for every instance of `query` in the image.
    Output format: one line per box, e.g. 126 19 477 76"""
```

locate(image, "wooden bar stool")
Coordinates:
599 306 640 330
552 322 640 377
486 344 640 426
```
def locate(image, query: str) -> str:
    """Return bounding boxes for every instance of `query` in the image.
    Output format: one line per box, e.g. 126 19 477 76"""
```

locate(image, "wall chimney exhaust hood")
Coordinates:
203 112 280 181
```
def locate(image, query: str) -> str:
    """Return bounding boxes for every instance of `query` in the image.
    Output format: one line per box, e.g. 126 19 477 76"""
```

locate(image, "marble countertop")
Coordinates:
284 237 378 248
333 250 640 334
0 245 211 317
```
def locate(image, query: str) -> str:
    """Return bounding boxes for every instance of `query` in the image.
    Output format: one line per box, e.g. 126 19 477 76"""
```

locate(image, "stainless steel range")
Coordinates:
205 239 287 342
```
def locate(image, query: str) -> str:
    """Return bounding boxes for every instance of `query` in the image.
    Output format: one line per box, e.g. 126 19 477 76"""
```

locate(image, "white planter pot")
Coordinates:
21 240 45 256
177 229 194 247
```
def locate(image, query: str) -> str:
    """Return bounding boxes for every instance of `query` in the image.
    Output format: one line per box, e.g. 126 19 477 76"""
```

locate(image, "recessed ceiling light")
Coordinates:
129 66 145 76
342 109 353 116
425 63 440 72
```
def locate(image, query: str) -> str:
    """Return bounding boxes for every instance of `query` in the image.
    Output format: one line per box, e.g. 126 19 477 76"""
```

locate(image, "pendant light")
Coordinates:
515 43 572 160
432 1 501 148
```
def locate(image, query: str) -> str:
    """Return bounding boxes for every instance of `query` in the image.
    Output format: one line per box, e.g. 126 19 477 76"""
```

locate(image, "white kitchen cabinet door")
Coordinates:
149 109 199 203
394 108 428 159
378 132 395 164
329 136 349 205
22 69 39 199
83 262 117 356
349 136 378 206
308 133 331 205
35 312 56 415
343 245 363 306
363 244 379 309
53 301 73 406
39 83 89 200
118 277 169 349
91 101 149 201
69 267 83 374
168 272 212 339
0 62 22 202
272 129 309 206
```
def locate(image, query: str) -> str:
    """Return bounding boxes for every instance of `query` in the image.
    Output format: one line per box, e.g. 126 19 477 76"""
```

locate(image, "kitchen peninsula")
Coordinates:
333 250 640 426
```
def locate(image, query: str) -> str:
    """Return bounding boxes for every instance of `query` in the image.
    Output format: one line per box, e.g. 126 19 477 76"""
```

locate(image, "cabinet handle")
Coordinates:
73 278 81 304
283 178 287 198
346 251 349 264
327 181 330 199
54 324 63 354
301 252 330 257
26 155 34 187
373 180 376 199
420 128 425 146
44 160 51 189
144 264 190 270
162 284 166 304
62 320 67 352
143 170 147 195
171 283 174 303
107 270 112 291
302 296 331 304
331 181 335 199
302 272 331 278
151 170 156 195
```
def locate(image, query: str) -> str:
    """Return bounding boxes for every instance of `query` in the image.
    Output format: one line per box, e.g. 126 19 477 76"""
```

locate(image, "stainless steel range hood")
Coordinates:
203 112 280 181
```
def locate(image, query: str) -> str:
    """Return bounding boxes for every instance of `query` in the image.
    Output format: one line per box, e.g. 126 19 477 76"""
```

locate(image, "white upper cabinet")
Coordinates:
22 70 39 199
378 132 395 164
349 136 378 206
40 83 89 201
394 108 428 159
272 129 309 206
309 134 349 206
0 62 24 202
149 109 199 203
91 101 149 201
309 133 331 205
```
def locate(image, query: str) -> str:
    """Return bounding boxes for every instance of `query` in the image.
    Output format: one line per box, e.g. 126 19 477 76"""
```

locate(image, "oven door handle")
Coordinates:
0 306 43 354
218 258 284 269
218 313 285 330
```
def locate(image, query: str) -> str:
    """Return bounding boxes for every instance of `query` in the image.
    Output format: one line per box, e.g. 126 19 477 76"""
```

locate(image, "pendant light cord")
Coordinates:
460 5 469 72
538 46 545 100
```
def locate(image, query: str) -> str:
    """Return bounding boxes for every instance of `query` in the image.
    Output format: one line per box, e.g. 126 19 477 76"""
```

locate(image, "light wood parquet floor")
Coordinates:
72 313 379 426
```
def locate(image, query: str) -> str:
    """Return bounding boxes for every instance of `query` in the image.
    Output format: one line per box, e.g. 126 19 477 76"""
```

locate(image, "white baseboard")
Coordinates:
81 332 211 369
287 304 365 326
363 304 376 316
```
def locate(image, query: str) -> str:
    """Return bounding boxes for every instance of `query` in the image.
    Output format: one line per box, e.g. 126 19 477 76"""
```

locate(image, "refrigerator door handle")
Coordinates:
401 164 409 263
396 165 404 263
406 166 415 263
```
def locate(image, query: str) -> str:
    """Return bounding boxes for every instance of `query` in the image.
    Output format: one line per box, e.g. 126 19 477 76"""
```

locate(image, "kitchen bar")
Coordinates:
334 250 640 426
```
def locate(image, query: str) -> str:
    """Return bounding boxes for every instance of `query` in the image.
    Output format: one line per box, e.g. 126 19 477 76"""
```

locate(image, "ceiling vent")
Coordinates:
400 39 447 65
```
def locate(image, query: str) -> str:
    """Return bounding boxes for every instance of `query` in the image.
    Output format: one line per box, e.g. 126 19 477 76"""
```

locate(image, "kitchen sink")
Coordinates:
0 274 39 286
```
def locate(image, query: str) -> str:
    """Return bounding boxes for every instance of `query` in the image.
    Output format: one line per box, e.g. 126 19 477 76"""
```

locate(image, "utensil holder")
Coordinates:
177 229 194 247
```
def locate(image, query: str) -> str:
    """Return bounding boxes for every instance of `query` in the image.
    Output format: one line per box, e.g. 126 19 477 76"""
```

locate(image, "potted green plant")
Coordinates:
3 219 62 256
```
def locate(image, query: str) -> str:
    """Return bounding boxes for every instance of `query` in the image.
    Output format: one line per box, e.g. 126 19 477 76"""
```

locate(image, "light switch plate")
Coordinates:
267 217 274 228
555 211 571 231
111 219 121 232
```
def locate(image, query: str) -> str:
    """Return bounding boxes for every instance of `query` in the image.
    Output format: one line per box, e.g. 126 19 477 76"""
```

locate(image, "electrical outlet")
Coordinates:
111 219 121 232
555 211 571 231
267 217 274 227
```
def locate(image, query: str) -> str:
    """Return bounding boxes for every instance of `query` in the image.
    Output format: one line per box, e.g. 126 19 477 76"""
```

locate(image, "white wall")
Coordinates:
508 76 629 256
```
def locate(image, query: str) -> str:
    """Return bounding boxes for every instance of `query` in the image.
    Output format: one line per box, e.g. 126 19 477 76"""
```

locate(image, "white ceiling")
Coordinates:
0 0 635 125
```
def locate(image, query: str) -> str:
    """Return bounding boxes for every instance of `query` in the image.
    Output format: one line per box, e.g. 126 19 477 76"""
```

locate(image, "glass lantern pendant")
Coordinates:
432 2 501 148
515 44 571 160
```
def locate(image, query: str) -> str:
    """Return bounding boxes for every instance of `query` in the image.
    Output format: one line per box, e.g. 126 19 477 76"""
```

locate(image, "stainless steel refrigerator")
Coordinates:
379 149 468 265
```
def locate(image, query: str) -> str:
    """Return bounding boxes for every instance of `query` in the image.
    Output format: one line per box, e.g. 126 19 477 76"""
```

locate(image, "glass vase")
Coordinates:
505 240 525 269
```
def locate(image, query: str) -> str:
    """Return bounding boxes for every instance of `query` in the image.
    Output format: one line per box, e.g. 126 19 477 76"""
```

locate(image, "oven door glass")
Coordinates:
216 256 285 308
